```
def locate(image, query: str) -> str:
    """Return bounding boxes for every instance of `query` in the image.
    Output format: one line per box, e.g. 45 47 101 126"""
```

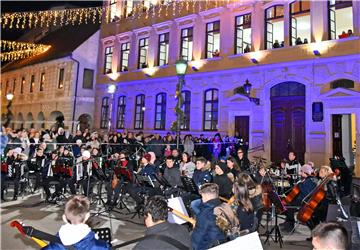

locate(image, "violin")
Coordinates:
297 170 339 223
261 182 273 210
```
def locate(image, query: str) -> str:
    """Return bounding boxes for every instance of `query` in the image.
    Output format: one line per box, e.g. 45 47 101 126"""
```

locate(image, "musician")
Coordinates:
163 156 182 188
235 148 250 172
213 162 232 199
60 146 76 195
253 165 271 184
285 151 301 184
106 151 133 206
281 164 317 232
42 150 62 202
1 147 27 201
77 150 101 197
29 147 47 191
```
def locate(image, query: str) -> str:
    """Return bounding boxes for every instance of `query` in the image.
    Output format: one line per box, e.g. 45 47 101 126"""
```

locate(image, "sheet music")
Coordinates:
167 197 190 225
209 232 263 250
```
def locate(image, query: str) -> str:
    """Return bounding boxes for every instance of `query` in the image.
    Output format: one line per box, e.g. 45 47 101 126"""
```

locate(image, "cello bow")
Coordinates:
168 207 196 227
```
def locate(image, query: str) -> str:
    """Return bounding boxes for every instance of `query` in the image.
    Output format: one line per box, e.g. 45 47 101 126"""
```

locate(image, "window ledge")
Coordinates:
204 56 222 61
158 64 169 69
228 54 245 59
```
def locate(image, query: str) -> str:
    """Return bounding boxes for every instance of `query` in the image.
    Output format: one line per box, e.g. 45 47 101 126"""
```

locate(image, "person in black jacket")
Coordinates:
134 196 191 250
163 156 182 187
213 162 232 199
236 148 250 172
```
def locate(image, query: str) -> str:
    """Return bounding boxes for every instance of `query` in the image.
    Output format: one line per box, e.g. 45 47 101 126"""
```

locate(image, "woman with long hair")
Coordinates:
233 181 256 232
180 152 195 178
226 156 241 182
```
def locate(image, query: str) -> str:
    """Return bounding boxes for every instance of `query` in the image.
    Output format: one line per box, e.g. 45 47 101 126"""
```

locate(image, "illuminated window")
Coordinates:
120 42 130 72
181 90 191 130
290 0 311 46
21 77 25 94
58 68 64 89
235 13 252 54
180 27 193 61
40 73 45 91
123 0 134 17
206 21 220 58
158 33 169 66
109 0 117 22
204 89 218 131
265 5 284 49
138 38 149 69
154 93 166 130
30 75 35 93
328 0 353 40
117 96 126 129
134 94 145 129
104 46 113 74
12 78 16 93
100 97 109 129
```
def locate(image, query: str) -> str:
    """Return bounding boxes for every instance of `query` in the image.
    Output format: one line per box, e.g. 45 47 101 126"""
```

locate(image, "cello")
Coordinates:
297 170 339 223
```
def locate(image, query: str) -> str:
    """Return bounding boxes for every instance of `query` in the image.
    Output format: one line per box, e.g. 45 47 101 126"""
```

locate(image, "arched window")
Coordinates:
271 82 305 97
330 79 354 89
154 93 166 130
181 90 191 130
265 5 285 49
290 0 311 46
134 94 145 129
204 89 219 131
116 96 126 129
328 0 353 40
100 97 109 129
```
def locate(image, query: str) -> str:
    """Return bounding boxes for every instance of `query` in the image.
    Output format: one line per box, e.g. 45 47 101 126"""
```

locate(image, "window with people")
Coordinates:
290 0 311 46
206 21 221 58
120 42 130 72
328 0 353 40
104 46 113 74
265 5 285 49
235 13 252 54
154 93 166 130
138 37 149 69
109 0 118 22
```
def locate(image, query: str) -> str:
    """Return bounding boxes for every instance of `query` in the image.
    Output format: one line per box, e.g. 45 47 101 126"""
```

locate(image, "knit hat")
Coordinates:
82 150 91 159
300 164 313 175
216 162 228 174
143 153 151 162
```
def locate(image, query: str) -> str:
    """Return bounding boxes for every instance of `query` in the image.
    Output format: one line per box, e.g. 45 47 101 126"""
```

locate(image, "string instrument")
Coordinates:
219 195 235 205
168 207 196 227
283 184 301 204
10 220 47 248
297 170 339 223
261 182 273 210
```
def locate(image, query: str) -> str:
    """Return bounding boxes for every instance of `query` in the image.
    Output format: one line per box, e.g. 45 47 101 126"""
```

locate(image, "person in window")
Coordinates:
213 162 233 199
212 49 220 57
347 29 353 37
303 38 309 44
295 37 303 45
244 44 251 53
273 40 280 48
280 41 284 47
338 31 349 39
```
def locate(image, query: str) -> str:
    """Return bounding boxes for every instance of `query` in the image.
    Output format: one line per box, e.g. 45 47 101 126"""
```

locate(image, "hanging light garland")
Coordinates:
1 40 51 62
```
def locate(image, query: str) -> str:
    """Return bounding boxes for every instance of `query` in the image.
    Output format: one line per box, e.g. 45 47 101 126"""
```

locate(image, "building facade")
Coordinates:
1 25 100 131
95 0 360 175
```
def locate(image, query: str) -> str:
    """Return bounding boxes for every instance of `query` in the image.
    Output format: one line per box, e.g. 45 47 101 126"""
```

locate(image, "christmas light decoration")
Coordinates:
1 40 51 62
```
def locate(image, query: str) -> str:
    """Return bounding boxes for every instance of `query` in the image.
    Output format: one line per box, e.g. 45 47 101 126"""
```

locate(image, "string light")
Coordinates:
1 40 51 62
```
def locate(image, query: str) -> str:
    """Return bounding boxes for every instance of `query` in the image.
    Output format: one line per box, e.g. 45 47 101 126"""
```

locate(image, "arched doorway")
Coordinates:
271 82 305 163
37 112 45 129
26 112 34 129
77 114 92 131
49 111 64 129
16 113 24 129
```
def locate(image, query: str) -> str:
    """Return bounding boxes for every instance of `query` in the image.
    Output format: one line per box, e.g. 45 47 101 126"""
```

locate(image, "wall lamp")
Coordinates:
250 58 259 64
241 79 260 105
313 50 321 56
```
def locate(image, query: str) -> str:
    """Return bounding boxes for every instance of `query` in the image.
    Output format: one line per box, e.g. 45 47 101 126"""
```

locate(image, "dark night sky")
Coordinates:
1 1 103 40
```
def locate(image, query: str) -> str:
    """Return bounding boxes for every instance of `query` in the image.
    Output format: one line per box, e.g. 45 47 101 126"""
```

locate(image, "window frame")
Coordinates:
30 75 35 93
180 27 194 61
158 32 170 66
235 13 252 54
120 42 130 72
134 94 145 129
154 92 167 130
264 5 285 49
40 72 45 91
109 0 117 22
205 20 221 59
12 78 16 93
58 68 64 89
203 88 219 131
138 37 149 69
116 95 126 129
328 0 353 40
20 77 25 94
289 0 311 46
100 97 110 129
104 46 113 74
82 68 94 89
181 90 191 131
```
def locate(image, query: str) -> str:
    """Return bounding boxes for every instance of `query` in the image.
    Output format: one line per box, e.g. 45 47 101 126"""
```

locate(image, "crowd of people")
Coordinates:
0 126 353 249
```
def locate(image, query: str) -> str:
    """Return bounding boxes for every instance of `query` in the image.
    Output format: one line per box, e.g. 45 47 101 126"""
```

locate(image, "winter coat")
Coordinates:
163 166 182 187
192 169 212 188
213 174 233 199
134 221 191 250
191 198 226 250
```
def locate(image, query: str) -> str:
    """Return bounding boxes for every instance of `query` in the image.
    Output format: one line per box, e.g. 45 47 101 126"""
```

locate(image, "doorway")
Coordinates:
235 116 249 144
332 114 356 167
271 82 306 163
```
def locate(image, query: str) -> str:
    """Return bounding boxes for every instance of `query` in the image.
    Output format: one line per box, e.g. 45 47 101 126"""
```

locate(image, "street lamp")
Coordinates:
6 93 14 101
4 92 14 128
242 79 260 105
175 60 188 149
107 84 117 132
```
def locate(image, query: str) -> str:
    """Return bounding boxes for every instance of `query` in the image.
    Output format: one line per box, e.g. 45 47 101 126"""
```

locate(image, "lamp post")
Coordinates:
4 93 14 128
175 60 188 149
107 84 117 133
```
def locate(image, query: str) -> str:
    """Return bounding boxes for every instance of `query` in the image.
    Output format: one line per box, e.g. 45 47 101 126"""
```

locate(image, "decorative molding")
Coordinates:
101 36 116 45
116 31 133 43
152 20 173 34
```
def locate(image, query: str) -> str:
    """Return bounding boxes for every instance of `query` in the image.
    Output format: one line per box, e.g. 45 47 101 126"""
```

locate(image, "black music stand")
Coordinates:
180 176 198 195
263 190 285 248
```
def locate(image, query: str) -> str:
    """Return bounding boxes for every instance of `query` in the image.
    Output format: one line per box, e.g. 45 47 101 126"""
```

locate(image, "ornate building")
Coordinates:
1 24 100 131
95 0 359 174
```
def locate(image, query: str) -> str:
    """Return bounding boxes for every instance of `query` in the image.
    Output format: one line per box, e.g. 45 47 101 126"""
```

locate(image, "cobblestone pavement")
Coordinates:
1 192 312 250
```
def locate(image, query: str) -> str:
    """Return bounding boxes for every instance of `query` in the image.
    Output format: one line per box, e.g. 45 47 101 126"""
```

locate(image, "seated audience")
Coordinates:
233 181 256 232
213 162 233 199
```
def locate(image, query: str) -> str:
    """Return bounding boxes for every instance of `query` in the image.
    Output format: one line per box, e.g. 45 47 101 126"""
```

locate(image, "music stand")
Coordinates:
180 176 198 195
263 190 285 248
